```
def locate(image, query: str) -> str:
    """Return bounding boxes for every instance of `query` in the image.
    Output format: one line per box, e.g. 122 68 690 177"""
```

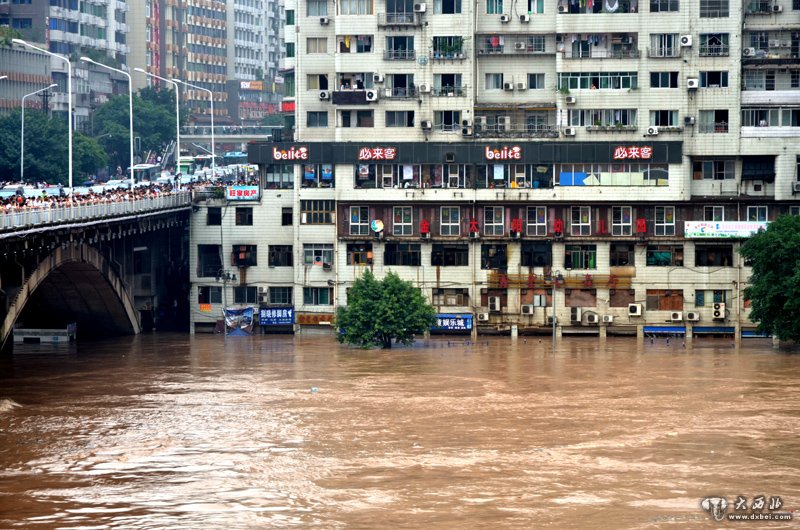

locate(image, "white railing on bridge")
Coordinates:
180 125 283 136
0 192 192 232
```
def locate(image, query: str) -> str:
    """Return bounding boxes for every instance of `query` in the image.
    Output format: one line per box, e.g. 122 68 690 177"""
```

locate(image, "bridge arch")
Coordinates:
1 243 141 349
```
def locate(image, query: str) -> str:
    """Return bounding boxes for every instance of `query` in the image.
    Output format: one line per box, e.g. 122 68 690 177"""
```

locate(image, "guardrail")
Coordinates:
0 192 192 232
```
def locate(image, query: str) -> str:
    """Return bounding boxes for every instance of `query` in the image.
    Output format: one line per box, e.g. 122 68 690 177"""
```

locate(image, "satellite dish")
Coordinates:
370 219 384 232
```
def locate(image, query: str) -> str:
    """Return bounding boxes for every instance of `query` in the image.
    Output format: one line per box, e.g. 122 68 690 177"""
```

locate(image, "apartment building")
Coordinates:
189 0 800 338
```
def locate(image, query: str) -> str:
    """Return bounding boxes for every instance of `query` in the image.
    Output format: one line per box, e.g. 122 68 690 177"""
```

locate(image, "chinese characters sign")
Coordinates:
226 186 260 201
684 221 768 238
358 147 397 161
613 146 653 160
432 314 473 331
259 307 294 326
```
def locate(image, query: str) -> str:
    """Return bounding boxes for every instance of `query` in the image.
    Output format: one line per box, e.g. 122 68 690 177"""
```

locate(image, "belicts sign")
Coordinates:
485 146 522 160
272 146 309 160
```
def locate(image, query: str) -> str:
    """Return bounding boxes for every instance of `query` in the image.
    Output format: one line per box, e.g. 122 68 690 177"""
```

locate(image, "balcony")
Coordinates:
382 86 418 98
746 0 776 13
698 121 729 134
430 49 467 61
646 47 681 58
377 12 422 26
432 85 466 97
331 90 373 105
742 48 800 67
556 0 638 13
562 48 640 59
584 124 639 133
474 123 560 139
383 49 416 61
699 44 729 57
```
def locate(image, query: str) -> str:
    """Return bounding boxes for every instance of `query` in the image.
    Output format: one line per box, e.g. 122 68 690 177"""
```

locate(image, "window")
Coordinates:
521 242 552 267
300 200 334 224
525 36 546 53
285 43 295 58
385 74 415 97
302 164 335 188
481 244 508 270
434 0 462 14
698 110 728 133
434 73 463 96
303 287 333 305
338 34 373 53
307 74 329 90
526 206 547 236
198 286 222 304
384 243 421 266
393 206 413 235
704 206 724 221
700 0 727 17
650 34 679 57
646 245 683 266
791 206 800 216
235 207 253 226
307 37 327 53
434 110 461 132
650 71 679 88
349 206 370 235
646 289 684 311
699 71 728 88
269 286 293 305
564 244 597 269
197 244 222 277
282 208 293 225
487 0 503 14
233 287 258 304
568 109 637 127
385 36 414 60
654 206 675 236
339 0 373 14
485 73 504 90
347 243 373 265
286 9 295 24
207 207 221 225
570 206 591 236
610 243 634 266
432 288 469 305
231 245 257 267
699 33 729 56
339 110 374 128
303 244 334 265
693 159 735 180
650 110 679 127
268 245 293 267
484 206 505 236
385 110 415 127
695 244 733 266
308 0 327 16
527 73 545 89
741 107 800 127
440 206 461 236
650 0 678 11
747 206 768 222
431 244 469 266
694 289 729 307
265 164 294 189
307 111 328 128
527 0 544 12
558 72 638 91
611 206 632 235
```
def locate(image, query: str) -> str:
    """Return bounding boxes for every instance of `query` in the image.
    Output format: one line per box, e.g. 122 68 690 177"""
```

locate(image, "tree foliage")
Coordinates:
336 270 437 349
740 214 800 342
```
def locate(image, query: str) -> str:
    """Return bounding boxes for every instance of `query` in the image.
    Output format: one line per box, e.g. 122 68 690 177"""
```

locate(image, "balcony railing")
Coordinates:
699 44 730 56
699 121 729 133
432 85 466 96
474 124 560 139
646 47 681 58
563 48 640 59
383 49 416 60
746 0 774 13
430 50 467 60
382 86 418 98
377 12 422 26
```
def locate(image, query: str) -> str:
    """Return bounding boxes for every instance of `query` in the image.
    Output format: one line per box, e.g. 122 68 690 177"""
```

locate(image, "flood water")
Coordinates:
0 333 799 529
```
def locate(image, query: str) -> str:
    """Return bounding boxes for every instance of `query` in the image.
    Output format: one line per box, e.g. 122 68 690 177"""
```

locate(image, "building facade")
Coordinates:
188 0 800 337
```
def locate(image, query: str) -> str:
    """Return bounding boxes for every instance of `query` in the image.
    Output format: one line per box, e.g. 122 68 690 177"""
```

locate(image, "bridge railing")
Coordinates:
0 192 192 231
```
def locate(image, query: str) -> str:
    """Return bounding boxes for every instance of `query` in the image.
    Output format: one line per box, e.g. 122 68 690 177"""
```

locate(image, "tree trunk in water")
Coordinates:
382 335 392 349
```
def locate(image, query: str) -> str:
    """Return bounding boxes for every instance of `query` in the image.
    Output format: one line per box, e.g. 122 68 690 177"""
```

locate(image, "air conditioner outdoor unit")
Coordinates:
782 40 791 47
477 312 490 322
628 303 643 316
469 231 480 239
557 4 568 11
687 78 699 90
413 2 427 12
373 74 384 83
586 314 599 324
570 307 582 323
565 95 577 104
564 127 576 136
418 83 431 93
547 316 557 325
743 47 756 56
384 88 394 98
503 82 514 91
322 262 332 271
319 90 330 100
421 232 431 239
686 311 700 322
320 16 330 25
792 181 800 192
489 296 501 312
500 14 510 22
671 311 683 322
602 315 614 323
461 125 473 136
497 116 511 130
521 304 535 315
769 39 781 47
258 286 266 293
421 120 432 129
515 82 526 90
680 35 692 47
476 116 487 130
646 125 659 136
684 116 695 125
461 118 472 128
515 42 526 51
772 4 783 11
365 90 379 101
520 14 530 21
712 303 726 320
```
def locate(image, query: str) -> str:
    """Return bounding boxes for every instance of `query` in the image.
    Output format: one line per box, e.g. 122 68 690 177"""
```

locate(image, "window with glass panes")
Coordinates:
303 287 333 305
234 287 258 304
307 0 327 16
440 206 460 235
704 206 724 221
570 206 591 236
747 206 768 221
393 206 413 235
303 244 334 265
349 206 370 235
526 206 547 235
484 206 505 236
384 243 421 266
564 244 597 269
268 245 293 267
610 206 632 235
654 206 676 236
269 286 293 305
300 200 334 224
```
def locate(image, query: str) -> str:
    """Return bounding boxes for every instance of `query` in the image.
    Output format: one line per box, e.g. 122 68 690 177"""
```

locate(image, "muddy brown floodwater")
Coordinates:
0 333 799 529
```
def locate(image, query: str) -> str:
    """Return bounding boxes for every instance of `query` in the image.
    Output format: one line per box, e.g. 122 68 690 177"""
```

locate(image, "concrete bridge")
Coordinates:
0 192 192 351
179 125 284 153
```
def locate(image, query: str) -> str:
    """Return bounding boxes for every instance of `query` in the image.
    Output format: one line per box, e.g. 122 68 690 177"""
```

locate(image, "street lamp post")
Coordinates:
170 78 214 178
134 68 180 178
21 84 57 182
81 58 134 189
216 268 236 340
551 270 563 351
13 39 73 190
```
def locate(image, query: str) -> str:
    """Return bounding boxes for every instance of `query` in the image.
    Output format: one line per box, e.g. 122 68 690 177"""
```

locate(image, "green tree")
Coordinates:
0 27 23 48
740 214 800 342
0 109 68 184
73 132 108 177
336 270 436 349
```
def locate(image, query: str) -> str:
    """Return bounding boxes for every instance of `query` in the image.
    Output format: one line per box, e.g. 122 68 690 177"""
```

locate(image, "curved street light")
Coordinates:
170 78 215 178
133 68 180 179
21 84 58 182
81 57 134 189
12 39 73 190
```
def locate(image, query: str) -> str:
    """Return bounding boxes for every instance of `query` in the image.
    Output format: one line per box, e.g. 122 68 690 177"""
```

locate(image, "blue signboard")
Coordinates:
259 307 295 326
643 326 686 335
432 313 473 331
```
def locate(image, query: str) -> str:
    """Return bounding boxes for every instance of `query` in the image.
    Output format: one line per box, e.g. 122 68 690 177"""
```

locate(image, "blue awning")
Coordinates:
692 326 736 335
644 326 686 335
741 329 771 338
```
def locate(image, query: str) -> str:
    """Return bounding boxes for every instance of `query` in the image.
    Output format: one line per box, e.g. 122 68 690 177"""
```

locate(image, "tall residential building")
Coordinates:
188 0 800 338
